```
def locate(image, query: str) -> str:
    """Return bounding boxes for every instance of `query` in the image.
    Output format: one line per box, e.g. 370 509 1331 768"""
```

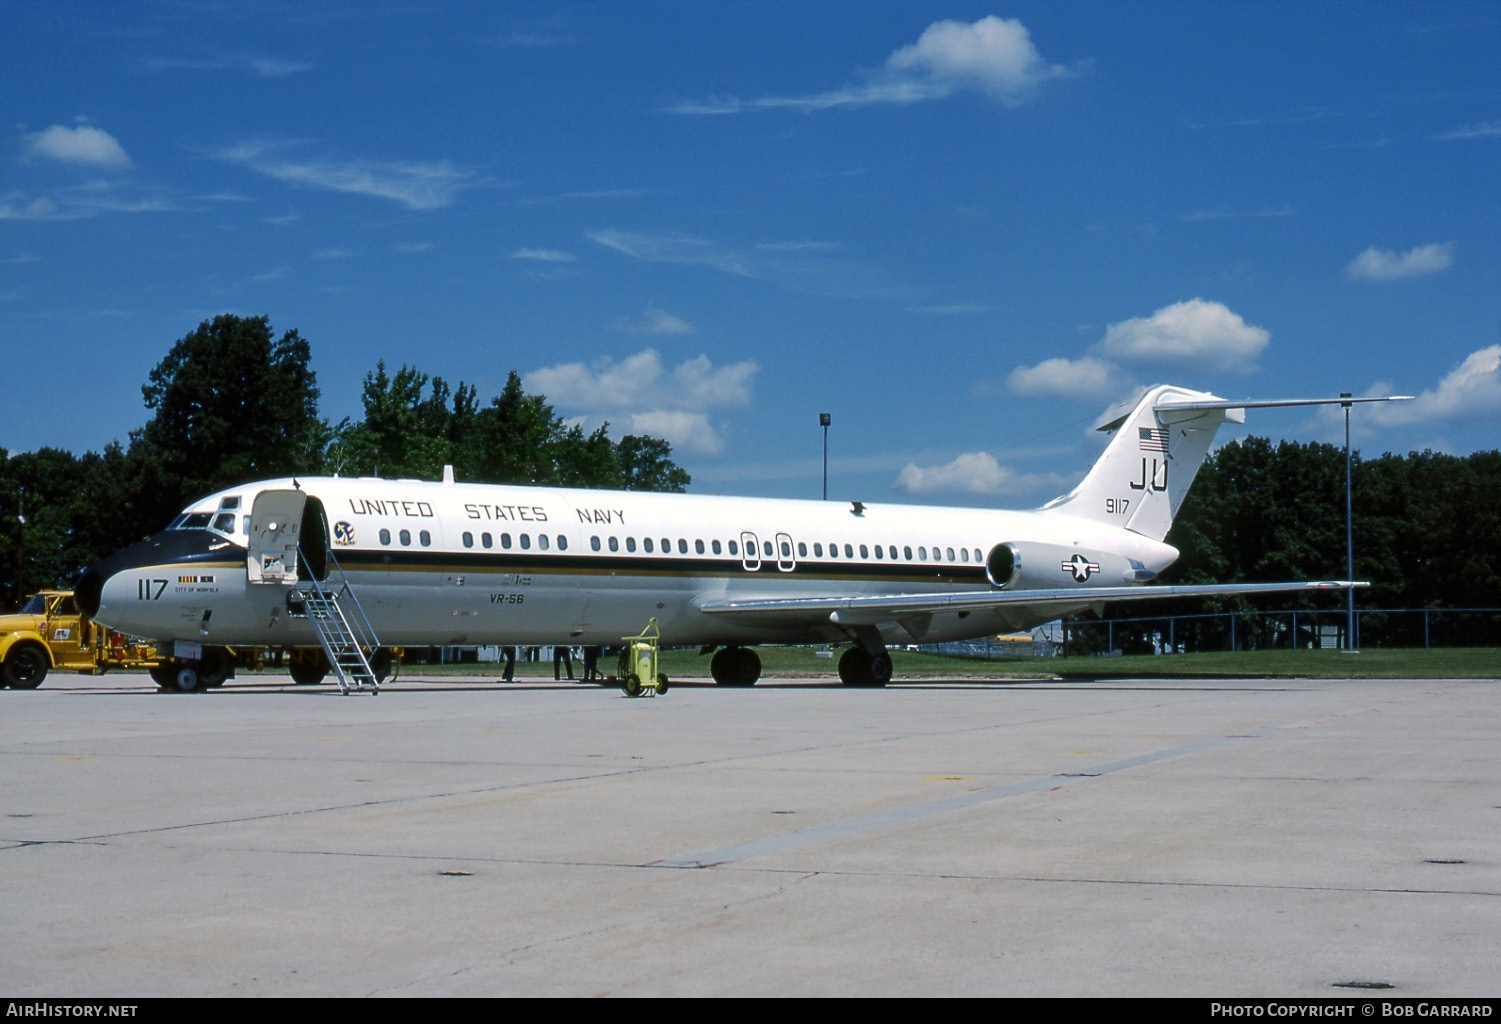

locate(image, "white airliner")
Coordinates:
76 385 1399 691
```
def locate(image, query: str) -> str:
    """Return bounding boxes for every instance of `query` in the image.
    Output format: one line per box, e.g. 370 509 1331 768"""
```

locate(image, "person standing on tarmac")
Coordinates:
553 644 574 680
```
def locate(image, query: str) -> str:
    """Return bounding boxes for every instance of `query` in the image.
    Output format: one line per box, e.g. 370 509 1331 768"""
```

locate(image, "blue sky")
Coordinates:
5 1 1499 506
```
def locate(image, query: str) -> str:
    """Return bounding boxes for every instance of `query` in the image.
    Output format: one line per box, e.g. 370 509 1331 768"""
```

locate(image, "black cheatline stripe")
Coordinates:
333 548 989 587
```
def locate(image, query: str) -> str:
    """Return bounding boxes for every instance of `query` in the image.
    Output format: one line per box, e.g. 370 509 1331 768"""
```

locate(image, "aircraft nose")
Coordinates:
76 529 218 620
74 536 159 618
75 565 105 617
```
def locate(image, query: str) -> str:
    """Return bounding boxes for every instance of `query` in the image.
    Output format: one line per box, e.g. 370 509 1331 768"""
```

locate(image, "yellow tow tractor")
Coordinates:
617 618 669 697
0 590 161 689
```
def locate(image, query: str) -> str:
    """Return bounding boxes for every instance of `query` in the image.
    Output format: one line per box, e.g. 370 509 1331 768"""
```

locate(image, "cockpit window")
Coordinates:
167 507 241 539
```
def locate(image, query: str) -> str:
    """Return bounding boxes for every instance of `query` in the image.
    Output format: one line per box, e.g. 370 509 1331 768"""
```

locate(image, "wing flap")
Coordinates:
697 581 1364 625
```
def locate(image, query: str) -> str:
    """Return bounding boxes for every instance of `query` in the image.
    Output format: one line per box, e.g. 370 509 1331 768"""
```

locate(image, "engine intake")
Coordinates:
986 543 1019 588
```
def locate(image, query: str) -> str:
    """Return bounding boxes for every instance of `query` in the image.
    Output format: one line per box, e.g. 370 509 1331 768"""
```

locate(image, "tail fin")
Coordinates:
1041 384 1242 541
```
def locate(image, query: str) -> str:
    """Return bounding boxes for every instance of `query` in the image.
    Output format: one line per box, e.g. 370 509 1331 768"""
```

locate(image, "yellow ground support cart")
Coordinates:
617 618 669 697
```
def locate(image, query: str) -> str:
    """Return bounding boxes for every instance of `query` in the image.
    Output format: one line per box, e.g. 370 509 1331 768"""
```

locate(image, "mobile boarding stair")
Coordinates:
293 549 384 695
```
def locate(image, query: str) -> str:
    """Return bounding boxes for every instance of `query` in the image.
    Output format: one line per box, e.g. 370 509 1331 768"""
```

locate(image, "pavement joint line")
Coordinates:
652 728 1279 869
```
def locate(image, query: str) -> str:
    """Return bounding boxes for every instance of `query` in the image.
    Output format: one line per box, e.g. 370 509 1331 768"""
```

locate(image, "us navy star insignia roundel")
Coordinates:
1061 553 1100 583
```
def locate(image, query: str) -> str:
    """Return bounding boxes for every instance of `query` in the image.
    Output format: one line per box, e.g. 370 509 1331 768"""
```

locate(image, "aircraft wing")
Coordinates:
697 580 1364 628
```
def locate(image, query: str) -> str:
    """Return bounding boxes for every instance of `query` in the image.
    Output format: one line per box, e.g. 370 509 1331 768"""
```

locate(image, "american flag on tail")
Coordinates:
1138 427 1169 453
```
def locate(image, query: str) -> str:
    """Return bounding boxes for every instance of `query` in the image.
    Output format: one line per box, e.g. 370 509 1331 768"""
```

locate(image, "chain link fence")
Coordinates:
931 608 1501 658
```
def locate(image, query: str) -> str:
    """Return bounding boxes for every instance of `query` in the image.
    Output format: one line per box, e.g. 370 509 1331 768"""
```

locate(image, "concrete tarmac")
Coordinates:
2 670 1497 997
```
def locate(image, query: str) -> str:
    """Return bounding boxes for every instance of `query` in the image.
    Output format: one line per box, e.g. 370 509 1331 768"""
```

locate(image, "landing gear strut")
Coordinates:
710 646 761 686
838 646 892 687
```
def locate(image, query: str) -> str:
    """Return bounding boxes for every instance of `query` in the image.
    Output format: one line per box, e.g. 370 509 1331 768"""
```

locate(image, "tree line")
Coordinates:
3 314 1498 638
0 314 690 606
1151 437 1501 647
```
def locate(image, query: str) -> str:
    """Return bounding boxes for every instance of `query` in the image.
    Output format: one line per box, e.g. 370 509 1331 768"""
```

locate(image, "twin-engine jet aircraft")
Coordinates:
76 385 1397 691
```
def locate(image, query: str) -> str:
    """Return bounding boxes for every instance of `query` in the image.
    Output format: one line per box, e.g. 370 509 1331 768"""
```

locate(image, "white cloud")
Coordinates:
1360 346 1501 427
885 16 1072 107
530 350 755 412
23 124 131 169
146 55 313 77
0 196 61 220
1007 356 1121 398
895 451 1064 497
628 411 723 456
611 306 696 336
527 349 758 457
1437 120 1501 141
671 15 1070 114
1344 242 1456 282
215 140 476 209
510 247 575 263
1096 298 1269 374
590 228 906 300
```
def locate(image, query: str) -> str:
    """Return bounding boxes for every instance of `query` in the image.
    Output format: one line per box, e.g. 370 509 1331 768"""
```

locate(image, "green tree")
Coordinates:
617 434 691 492
129 314 323 526
328 362 474 479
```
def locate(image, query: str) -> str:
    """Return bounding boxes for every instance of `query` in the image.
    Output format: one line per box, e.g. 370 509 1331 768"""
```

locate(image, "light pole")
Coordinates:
819 413 831 500
1342 393 1356 652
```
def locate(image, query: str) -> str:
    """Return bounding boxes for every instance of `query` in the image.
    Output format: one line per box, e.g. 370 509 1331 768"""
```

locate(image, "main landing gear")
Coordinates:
837 646 892 687
706 644 892 686
709 646 761 686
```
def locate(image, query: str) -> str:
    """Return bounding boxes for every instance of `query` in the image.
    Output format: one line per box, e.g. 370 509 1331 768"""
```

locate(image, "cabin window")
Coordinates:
711 540 721 555
625 537 636 552
903 546 913 560
609 537 619 552
889 546 898 560
520 534 532 550
538 535 550 551
873 545 883 560
763 541 773 558
813 543 822 557
482 533 493 549
918 546 927 560
418 530 429 546
462 532 474 548
859 544 869 559
678 539 688 554
946 547 956 561
501 533 513 549
643 538 655 553
844 544 854 559
728 540 738 556
591 536 601 551
695 539 705 554
557 535 568 551
379 528 391 546
662 538 671 553
399 529 411 546
974 549 982 563
798 542 807 557
959 547 968 562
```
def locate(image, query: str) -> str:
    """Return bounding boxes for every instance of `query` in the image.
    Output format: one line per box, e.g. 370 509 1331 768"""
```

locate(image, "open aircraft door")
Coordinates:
246 489 309 585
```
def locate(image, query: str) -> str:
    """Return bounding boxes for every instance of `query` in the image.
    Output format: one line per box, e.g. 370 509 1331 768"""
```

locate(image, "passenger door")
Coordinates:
246 490 307 585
